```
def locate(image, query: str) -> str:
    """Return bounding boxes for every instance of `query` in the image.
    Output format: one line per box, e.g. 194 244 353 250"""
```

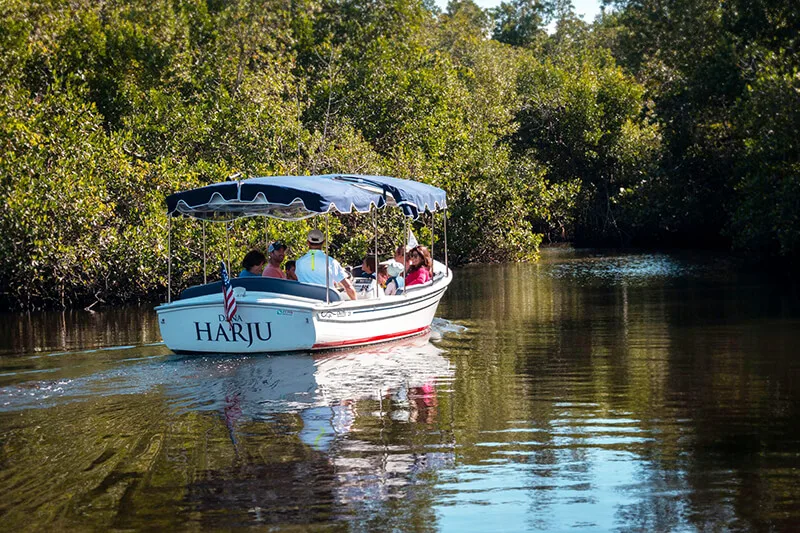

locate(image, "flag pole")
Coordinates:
225 221 232 278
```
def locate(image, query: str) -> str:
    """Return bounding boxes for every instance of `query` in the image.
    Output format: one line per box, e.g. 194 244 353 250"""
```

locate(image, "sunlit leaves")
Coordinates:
513 47 660 244
4 0 796 308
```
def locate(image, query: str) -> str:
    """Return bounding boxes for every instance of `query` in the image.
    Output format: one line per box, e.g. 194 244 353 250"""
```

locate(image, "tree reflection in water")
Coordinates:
4 250 800 530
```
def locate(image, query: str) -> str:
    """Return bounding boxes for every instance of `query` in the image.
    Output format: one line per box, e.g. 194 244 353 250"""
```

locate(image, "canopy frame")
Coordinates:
164 174 449 305
166 174 447 222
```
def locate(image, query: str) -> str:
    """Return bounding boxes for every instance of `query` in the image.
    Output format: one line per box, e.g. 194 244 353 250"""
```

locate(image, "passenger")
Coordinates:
354 256 377 278
239 249 266 277
353 263 394 299
395 245 407 263
262 241 287 279
284 260 297 281
377 264 402 296
419 245 434 276
405 246 433 287
382 245 407 278
350 262 365 279
295 229 357 300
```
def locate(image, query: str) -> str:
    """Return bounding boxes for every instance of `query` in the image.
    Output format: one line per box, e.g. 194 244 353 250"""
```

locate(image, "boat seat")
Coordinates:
179 277 341 302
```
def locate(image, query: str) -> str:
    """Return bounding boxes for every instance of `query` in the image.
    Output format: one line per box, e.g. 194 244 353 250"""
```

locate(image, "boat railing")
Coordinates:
402 272 447 295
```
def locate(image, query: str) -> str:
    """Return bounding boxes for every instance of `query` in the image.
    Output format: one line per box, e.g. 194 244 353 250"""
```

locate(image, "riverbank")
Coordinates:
4 247 798 355
4 0 798 315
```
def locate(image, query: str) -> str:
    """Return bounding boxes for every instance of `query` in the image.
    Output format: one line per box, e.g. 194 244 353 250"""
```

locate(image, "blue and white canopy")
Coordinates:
166 174 447 221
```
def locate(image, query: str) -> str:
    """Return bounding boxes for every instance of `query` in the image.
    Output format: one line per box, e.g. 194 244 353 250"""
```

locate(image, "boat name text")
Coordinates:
194 318 272 346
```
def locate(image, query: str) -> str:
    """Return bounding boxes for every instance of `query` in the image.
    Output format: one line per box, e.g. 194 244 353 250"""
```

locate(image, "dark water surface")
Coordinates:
2 248 800 531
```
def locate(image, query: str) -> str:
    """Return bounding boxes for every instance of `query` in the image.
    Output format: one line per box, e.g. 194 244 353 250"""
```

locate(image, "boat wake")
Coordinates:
0 334 455 416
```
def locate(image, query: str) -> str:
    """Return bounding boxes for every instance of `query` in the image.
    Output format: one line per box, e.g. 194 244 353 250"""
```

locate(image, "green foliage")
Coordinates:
1 0 797 308
728 49 800 259
1 85 122 307
513 46 661 244
491 0 551 47
602 0 800 256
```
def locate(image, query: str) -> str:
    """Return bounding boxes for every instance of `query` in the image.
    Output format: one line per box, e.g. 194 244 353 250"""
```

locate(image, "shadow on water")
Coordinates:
2 248 800 531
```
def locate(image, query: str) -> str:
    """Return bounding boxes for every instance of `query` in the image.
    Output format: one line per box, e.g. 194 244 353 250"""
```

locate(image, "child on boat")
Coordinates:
239 250 266 277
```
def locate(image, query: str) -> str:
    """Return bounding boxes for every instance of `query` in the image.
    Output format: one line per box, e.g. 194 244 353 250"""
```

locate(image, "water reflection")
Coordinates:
0 304 161 357
2 249 800 531
0 334 452 414
0 333 458 529
433 251 800 531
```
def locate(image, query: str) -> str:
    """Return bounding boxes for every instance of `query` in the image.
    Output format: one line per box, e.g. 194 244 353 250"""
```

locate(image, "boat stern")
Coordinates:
156 294 317 354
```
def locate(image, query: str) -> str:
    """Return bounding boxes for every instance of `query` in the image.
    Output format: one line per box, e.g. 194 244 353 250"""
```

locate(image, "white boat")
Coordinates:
155 174 452 354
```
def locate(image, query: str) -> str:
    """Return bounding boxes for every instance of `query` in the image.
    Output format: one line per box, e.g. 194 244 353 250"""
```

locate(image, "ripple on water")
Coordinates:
2 251 800 531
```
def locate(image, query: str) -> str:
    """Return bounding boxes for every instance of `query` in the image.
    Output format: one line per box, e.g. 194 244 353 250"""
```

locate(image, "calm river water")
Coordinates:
2 248 800 531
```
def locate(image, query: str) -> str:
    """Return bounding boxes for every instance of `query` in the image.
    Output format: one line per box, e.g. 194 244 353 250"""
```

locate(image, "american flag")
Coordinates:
220 261 237 324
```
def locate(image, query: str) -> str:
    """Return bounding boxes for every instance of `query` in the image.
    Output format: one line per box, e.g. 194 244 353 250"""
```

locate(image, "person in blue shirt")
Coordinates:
239 249 266 277
295 229 356 300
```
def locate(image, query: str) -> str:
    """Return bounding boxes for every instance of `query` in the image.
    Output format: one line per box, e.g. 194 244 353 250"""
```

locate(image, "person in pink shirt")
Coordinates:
262 241 287 279
404 246 433 287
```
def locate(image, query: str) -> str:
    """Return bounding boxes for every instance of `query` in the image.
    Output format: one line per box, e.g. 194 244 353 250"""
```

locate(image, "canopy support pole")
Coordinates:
202 220 207 285
403 216 408 297
444 209 449 276
265 218 269 251
325 214 330 305
225 221 232 278
430 210 435 269
373 207 380 298
167 216 172 303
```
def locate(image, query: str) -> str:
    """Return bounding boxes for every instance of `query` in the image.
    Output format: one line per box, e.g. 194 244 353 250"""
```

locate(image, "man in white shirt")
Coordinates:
295 229 356 300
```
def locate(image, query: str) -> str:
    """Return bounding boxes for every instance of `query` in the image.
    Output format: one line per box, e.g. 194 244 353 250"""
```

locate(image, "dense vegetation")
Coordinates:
1 0 797 309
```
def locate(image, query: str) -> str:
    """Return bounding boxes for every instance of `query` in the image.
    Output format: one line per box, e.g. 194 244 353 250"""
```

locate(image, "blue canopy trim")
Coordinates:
165 174 447 221
329 175 447 219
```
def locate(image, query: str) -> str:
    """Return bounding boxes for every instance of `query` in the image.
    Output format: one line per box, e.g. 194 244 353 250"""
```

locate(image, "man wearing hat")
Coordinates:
295 229 356 300
262 240 288 279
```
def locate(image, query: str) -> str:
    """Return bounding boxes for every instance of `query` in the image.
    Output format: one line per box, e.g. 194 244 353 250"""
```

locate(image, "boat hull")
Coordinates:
157 298 317 353
311 285 446 349
156 275 450 354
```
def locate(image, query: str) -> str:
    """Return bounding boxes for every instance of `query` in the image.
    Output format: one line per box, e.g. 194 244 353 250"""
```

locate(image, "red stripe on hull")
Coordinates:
312 326 430 349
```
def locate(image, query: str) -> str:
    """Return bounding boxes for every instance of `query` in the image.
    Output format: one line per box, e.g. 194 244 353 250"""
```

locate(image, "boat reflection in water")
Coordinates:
0 330 458 527
177 333 456 520
173 333 452 414
188 333 454 444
